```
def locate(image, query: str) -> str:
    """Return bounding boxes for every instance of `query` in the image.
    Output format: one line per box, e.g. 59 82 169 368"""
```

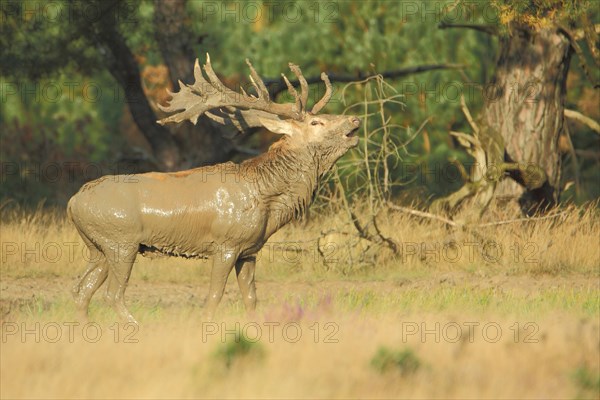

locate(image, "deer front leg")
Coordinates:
235 256 257 313
204 250 237 320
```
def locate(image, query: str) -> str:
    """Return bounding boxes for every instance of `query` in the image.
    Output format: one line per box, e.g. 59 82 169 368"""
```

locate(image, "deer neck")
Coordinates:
243 140 324 231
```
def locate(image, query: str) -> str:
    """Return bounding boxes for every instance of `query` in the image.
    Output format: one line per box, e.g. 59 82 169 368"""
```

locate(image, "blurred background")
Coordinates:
1 0 598 210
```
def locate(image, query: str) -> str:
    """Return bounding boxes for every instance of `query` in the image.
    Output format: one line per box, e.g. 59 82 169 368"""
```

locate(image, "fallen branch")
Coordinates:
474 211 569 227
564 109 600 134
348 210 399 255
388 202 569 229
386 203 458 227
372 211 400 254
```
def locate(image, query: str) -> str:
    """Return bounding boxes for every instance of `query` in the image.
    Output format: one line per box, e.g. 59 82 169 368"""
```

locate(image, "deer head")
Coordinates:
157 54 360 157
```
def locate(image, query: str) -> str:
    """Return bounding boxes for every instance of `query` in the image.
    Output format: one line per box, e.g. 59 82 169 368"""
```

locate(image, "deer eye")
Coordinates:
311 120 322 126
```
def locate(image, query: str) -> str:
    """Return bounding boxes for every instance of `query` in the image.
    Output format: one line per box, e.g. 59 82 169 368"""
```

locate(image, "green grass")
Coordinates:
7 283 598 325
213 332 265 369
371 346 422 375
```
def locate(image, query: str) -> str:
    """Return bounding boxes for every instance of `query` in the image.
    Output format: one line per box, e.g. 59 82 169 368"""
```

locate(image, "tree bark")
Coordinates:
482 24 572 214
98 28 181 171
153 0 236 167
77 0 182 171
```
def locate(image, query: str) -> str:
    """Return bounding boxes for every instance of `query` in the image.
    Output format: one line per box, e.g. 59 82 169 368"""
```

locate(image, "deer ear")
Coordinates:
258 116 297 136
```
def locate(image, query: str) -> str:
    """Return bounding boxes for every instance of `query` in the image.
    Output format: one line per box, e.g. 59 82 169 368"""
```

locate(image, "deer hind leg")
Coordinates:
235 256 257 312
104 243 139 324
205 250 237 320
72 236 109 320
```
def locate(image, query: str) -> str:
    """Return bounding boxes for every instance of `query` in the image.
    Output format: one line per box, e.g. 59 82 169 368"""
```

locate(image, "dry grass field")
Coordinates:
1 204 599 399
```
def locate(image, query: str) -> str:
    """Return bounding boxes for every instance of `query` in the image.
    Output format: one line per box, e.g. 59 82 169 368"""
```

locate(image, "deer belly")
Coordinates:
138 202 267 260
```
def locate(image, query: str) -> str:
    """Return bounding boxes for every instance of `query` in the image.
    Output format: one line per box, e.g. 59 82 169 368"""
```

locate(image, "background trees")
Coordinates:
1 0 598 215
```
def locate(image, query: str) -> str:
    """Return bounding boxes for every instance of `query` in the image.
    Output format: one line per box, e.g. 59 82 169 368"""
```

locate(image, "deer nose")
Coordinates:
350 117 360 127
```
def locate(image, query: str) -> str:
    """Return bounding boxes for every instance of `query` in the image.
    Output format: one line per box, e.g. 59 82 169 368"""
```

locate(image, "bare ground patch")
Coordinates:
2 271 598 320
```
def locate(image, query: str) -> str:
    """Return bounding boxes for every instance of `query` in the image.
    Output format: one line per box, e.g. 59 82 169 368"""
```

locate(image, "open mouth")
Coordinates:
346 127 359 138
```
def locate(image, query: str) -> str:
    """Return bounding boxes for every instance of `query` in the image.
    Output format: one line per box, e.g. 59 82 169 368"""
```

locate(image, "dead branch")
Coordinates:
579 17 600 67
372 211 400 254
347 211 399 255
575 149 600 161
438 22 498 35
266 64 464 97
562 120 581 196
474 211 569 227
386 203 459 228
349 211 369 239
558 25 600 88
572 23 600 41
459 95 480 136
564 109 600 134
387 203 569 229
449 158 470 181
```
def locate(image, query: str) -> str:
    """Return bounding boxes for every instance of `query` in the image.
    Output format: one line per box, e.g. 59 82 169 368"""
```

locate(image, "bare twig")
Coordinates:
474 211 569 227
564 109 600 134
387 203 459 227
349 211 368 239
266 64 464 97
387 202 569 229
438 21 498 35
371 212 400 254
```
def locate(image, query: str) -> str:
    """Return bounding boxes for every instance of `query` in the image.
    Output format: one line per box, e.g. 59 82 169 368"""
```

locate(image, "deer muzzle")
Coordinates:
345 117 361 141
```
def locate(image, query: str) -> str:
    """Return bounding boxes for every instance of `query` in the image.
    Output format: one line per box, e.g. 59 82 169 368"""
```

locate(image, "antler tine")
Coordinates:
245 58 270 100
311 72 333 114
157 54 304 126
203 53 230 94
288 63 309 111
281 73 302 115
192 58 209 89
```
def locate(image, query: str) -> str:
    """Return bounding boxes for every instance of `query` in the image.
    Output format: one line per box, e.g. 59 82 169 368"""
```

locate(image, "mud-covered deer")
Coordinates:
68 55 360 322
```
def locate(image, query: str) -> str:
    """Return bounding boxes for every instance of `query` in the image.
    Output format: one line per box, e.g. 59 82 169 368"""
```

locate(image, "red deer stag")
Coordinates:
68 55 360 323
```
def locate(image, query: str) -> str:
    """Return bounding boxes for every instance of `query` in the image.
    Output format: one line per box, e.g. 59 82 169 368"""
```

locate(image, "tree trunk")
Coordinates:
78 0 182 171
153 0 236 167
482 24 572 214
98 28 182 171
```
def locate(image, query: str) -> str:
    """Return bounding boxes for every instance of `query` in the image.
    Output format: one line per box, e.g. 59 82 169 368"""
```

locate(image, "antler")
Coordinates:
157 54 333 130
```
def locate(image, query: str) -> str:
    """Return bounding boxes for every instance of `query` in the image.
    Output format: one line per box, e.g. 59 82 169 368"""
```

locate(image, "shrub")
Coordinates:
370 346 421 375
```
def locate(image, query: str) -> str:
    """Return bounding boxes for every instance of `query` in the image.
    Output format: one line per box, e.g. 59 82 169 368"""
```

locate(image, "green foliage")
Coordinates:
213 331 264 369
572 365 600 399
491 0 593 28
1 1 99 79
371 346 421 375
0 69 126 206
1 0 598 206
